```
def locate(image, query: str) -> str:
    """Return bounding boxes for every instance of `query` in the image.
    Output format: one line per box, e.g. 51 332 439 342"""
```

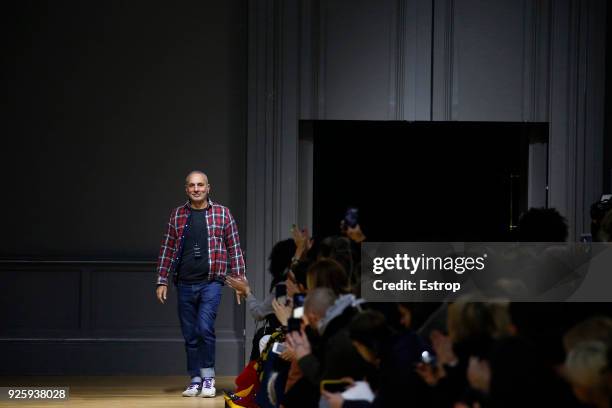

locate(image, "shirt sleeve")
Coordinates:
246 291 274 321
224 208 246 278
155 210 177 285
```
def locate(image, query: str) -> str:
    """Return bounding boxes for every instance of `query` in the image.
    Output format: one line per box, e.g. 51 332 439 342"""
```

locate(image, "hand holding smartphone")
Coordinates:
271 342 286 354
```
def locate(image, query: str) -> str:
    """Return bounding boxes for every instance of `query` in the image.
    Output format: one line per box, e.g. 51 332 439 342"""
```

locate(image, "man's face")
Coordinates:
185 173 210 204
304 311 322 333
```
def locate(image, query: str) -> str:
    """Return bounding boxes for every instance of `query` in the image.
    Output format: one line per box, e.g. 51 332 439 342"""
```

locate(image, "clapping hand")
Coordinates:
291 225 313 260
226 275 251 305
286 329 312 360
226 275 251 297
271 298 292 326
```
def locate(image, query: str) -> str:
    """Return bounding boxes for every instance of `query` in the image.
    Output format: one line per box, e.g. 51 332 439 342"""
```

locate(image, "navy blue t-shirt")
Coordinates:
177 207 210 282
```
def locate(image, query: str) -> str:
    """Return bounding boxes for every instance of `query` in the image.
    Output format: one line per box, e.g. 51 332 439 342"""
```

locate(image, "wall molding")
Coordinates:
0 261 244 374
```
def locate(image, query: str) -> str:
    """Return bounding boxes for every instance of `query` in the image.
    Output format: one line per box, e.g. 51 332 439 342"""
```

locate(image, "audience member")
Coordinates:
284 288 369 407
565 341 609 408
323 310 432 408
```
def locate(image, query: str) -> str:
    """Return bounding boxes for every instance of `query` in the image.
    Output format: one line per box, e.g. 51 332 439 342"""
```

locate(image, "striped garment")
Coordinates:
156 200 245 285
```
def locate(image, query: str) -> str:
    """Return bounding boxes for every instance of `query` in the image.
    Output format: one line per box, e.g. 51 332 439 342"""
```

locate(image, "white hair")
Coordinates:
304 288 336 318
565 340 607 388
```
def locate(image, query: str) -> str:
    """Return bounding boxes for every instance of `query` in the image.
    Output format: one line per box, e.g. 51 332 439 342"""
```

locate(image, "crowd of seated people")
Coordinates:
224 197 612 408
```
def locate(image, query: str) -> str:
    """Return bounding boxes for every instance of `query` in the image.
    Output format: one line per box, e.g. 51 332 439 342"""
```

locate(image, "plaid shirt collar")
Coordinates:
182 198 216 211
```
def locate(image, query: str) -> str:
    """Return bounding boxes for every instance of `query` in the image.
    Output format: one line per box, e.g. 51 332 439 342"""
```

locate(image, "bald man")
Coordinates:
155 170 245 397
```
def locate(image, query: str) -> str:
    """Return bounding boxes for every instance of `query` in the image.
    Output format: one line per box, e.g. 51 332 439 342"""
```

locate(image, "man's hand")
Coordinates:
286 329 312 360
226 276 249 305
415 361 446 386
286 278 299 298
279 348 296 362
467 356 491 393
291 225 313 260
156 285 167 304
430 330 457 366
321 390 345 408
271 298 292 326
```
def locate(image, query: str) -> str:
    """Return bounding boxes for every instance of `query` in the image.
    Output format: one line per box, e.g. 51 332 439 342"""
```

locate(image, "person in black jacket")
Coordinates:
284 288 370 407
322 310 432 408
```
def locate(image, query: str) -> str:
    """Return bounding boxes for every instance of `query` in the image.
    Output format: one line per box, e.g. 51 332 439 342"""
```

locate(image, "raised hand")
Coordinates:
291 225 313 259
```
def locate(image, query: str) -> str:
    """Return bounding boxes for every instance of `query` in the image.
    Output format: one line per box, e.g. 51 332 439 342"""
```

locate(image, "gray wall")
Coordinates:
2 1 247 375
246 0 607 348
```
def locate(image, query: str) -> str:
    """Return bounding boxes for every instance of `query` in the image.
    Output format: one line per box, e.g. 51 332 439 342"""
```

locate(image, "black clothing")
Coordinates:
178 207 210 282
298 306 369 384
343 330 433 408
283 302 370 408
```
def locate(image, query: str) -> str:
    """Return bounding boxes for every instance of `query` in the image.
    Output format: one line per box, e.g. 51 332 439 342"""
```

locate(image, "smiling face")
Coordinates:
185 171 210 206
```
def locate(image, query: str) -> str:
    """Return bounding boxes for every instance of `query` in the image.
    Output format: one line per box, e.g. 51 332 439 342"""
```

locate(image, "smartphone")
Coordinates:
275 283 287 305
292 293 306 318
321 380 351 393
287 317 301 333
271 342 286 354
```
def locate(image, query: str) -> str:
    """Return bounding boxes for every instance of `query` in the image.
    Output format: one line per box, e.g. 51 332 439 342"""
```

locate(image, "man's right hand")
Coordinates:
156 285 167 304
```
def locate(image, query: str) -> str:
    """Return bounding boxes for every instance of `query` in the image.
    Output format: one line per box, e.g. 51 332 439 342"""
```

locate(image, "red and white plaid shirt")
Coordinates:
155 200 245 285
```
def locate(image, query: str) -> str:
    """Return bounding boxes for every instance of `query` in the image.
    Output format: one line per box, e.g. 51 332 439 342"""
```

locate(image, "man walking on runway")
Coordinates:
155 170 245 397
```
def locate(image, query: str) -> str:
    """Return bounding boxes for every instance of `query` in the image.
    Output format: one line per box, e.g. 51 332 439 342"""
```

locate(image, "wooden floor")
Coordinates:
0 376 235 407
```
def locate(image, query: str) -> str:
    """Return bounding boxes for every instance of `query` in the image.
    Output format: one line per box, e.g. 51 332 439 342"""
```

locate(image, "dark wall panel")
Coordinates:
1 268 81 331
0 264 244 375
90 268 176 330
2 0 247 260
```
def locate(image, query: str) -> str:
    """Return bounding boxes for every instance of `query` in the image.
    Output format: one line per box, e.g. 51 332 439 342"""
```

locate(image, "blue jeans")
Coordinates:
177 280 222 378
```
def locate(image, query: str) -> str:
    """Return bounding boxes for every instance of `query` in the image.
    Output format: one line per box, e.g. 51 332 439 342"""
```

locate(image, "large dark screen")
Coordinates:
310 121 547 242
